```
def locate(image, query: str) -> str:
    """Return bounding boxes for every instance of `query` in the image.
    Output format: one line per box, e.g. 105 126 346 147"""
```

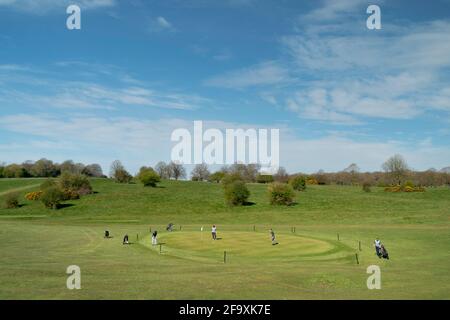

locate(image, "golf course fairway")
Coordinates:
0 178 449 299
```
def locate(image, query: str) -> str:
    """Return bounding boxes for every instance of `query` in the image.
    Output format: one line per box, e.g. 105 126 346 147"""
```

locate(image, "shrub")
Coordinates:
114 169 133 183
268 182 295 206
139 169 161 187
62 189 80 200
224 180 250 206
208 171 225 183
362 182 372 192
4 192 19 209
59 172 92 194
384 185 402 192
384 185 425 193
25 191 43 201
256 174 274 184
289 176 306 191
40 186 65 209
306 178 318 185
403 181 415 189
222 173 243 186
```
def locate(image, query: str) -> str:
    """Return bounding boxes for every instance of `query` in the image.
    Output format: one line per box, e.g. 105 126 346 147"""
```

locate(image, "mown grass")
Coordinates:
0 178 448 299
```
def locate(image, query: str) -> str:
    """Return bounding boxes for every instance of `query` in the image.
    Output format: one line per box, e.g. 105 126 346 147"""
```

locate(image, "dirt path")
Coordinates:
0 184 40 196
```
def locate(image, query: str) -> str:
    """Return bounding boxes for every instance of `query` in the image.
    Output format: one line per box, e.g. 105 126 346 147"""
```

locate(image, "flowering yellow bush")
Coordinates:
25 191 43 201
306 178 318 185
385 185 425 192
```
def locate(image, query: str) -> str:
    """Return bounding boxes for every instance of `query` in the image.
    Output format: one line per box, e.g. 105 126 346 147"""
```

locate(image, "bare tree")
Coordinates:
109 160 124 178
343 163 360 173
382 154 409 185
273 166 289 183
191 163 210 181
168 161 186 180
155 161 169 179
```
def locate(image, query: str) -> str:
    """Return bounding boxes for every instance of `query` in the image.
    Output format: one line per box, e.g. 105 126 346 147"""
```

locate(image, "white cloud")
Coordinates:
1 114 449 173
301 0 369 22
149 16 175 33
275 5 450 123
283 21 450 72
204 61 290 89
0 64 210 111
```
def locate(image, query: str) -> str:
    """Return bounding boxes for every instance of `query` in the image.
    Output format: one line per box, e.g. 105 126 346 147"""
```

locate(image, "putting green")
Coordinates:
140 231 353 264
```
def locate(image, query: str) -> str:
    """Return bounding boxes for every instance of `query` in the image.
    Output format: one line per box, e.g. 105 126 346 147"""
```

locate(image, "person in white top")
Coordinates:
211 225 217 240
374 238 382 257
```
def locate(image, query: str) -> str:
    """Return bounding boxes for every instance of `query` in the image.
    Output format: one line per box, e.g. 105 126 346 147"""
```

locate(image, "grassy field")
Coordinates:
0 178 449 299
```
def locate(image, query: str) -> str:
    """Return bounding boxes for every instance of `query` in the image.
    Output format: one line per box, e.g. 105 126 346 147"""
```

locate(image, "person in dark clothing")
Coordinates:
166 223 174 232
270 229 277 245
104 230 110 238
123 234 129 245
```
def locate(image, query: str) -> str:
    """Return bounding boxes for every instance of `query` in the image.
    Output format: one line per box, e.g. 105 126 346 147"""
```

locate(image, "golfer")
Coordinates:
374 238 382 257
270 229 276 245
211 225 217 240
123 234 129 245
152 230 158 245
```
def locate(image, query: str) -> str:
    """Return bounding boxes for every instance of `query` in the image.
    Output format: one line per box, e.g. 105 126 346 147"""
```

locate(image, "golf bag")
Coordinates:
381 246 389 259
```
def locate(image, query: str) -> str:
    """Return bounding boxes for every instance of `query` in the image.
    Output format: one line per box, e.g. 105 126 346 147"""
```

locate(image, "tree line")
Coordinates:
0 159 104 178
1 155 449 187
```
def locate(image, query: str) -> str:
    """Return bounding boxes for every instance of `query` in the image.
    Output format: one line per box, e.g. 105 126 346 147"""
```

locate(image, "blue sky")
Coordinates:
0 0 449 174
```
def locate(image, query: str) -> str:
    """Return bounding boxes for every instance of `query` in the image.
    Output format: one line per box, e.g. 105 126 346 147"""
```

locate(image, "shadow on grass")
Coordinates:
58 203 75 209
243 201 256 206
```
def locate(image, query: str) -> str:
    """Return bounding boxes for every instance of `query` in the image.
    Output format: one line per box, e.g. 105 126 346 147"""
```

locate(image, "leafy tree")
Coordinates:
21 160 34 176
138 167 161 187
60 160 77 174
83 164 104 177
3 164 27 178
382 154 409 185
40 187 65 209
31 158 59 177
191 163 210 181
110 160 132 183
268 182 295 205
59 172 92 195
